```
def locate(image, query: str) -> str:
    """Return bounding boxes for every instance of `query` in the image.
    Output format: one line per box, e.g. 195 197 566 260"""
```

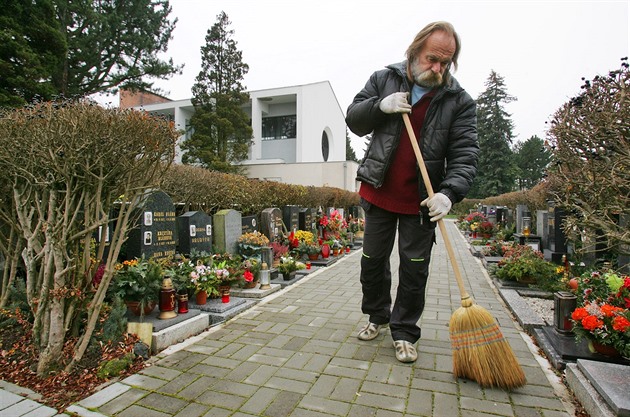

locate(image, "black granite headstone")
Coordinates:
282 205 300 234
176 211 213 256
299 208 313 232
126 191 177 261
545 201 567 263
241 215 258 235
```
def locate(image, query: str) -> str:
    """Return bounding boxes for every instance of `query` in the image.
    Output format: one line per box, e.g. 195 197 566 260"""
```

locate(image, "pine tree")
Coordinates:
182 11 252 173
513 135 551 190
0 0 65 107
0 0 181 107
468 71 518 198
345 129 358 162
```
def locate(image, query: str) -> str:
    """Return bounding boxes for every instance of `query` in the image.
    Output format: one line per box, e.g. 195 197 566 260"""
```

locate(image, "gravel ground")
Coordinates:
524 297 555 325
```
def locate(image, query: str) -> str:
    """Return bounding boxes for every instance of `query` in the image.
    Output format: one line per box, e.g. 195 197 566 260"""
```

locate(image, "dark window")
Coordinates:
322 131 329 161
262 115 296 140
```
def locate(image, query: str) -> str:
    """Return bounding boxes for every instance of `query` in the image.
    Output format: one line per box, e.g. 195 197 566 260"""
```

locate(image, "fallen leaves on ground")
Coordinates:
0 309 146 412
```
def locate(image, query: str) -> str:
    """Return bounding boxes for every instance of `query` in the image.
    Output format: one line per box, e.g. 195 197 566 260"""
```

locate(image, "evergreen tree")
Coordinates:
182 11 252 173
468 71 518 198
0 0 65 107
513 135 551 190
345 129 358 162
0 0 181 107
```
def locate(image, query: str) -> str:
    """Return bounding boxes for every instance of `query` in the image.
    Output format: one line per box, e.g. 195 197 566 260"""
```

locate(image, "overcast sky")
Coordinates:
129 0 629 154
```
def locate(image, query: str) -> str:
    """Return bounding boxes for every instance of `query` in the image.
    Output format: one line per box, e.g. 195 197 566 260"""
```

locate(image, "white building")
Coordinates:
122 81 359 192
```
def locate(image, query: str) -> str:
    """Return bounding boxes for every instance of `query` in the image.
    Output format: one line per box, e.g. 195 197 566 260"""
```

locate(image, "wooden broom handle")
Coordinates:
402 113 471 303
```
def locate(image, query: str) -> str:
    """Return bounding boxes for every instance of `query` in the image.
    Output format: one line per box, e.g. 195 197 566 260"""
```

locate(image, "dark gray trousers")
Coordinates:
359 201 435 343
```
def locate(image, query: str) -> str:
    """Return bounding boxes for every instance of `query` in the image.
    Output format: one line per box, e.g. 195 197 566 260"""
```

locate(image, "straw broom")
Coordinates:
402 113 526 389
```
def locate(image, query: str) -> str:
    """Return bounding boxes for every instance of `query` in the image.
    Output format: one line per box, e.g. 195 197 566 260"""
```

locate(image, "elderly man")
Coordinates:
346 21 479 363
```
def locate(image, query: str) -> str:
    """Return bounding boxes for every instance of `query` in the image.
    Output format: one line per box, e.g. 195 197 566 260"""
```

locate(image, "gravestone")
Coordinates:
260 208 283 242
176 211 213 255
537 210 549 250
495 207 508 225
213 209 242 255
487 205 497 224
126 190 177 261
299 208 314 232
241 215 258 235
282 205 300 234
544 201 567 263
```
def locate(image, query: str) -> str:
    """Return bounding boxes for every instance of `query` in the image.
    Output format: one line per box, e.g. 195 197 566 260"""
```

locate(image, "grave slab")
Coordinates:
230 283 282 299
188 297 258 325
566 363 617 417
152 313 210 354
579 359 630 417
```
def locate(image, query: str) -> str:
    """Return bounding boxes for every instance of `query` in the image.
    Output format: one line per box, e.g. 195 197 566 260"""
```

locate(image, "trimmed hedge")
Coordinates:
160 164 360 216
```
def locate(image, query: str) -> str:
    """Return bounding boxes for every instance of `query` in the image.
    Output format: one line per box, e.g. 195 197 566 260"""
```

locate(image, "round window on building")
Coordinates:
321 131 329 161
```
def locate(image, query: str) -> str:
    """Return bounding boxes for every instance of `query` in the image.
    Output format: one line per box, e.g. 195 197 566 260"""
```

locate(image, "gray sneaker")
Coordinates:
357 322 387 341
393 340 417 363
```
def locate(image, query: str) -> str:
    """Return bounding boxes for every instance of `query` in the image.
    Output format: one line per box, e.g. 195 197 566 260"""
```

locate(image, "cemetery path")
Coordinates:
1 220 575 417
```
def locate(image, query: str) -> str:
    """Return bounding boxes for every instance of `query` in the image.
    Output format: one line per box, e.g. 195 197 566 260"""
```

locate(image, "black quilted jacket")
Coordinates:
346 61 479 204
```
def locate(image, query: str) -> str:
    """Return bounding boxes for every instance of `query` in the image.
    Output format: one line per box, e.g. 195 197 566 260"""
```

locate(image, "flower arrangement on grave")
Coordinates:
109 257 163 315
165 256 197 294
277 256 305 276
458 211 488 234
570 271 630 357
481 240 515 257
211 253 245 287
240 257 261 288
476 221 496 238
237 231 270 258
319 209 347 239
270 241 289 263
494 245 556 284
294 230 315 244
189 262 221 297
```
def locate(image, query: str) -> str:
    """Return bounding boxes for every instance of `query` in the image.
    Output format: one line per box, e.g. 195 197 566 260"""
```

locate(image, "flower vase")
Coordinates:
590 340 620 357
321 244 331 259
195 290 208 305
308 254 319 261
125 300 156 316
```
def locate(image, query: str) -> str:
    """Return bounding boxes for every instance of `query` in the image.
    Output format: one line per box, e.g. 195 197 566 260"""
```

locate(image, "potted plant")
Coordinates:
277 256 304 280
494 245 556 284
270 241 289 267
237 231 270 259
110 257 163 316
570 270 630 357
240 257 261 289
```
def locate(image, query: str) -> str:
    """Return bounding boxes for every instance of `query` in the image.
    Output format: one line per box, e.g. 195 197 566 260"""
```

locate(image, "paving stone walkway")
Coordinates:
2 220 575 417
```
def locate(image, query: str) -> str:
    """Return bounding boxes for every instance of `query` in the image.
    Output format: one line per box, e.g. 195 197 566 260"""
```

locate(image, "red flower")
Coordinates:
571 307 589 321
601 304 623 317
243 270 254 283
581 315 604 331
612 316 630 332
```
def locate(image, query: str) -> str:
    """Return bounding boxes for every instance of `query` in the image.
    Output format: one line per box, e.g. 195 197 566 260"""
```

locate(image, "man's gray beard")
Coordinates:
415 71 442 88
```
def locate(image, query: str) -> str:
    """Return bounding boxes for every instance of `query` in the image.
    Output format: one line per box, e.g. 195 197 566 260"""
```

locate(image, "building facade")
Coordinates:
122 81 359 192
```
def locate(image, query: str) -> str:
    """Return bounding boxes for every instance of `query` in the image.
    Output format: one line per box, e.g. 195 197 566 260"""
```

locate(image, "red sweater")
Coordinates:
359 92 434 214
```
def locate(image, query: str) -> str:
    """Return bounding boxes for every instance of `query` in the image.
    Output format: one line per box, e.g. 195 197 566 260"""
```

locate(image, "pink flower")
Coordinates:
244 270 254 282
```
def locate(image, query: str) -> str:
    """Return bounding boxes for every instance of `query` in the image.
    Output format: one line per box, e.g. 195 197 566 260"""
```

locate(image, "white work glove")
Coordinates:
420 192 452 222
379 92 411 114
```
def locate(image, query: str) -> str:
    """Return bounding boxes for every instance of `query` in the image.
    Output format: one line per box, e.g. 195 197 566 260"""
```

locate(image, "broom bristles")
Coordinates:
450 303 527 389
